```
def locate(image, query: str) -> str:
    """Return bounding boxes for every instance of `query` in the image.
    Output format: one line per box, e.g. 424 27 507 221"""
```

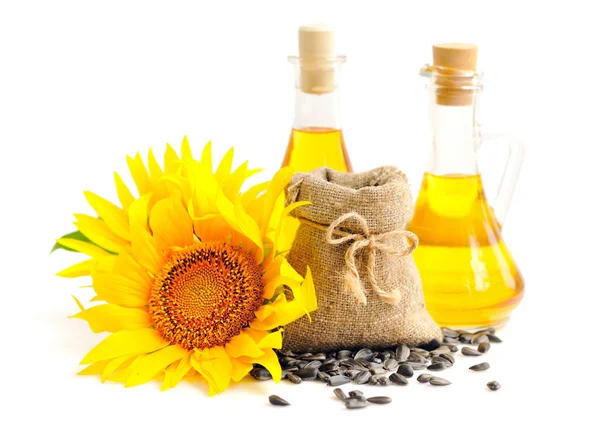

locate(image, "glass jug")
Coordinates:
408 43 525 328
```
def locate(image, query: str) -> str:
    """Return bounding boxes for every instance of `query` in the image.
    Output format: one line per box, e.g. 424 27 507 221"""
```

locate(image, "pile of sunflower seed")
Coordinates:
253 327 502 395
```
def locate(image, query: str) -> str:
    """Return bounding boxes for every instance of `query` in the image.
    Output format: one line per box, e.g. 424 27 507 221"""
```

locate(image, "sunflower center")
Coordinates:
149 242 264 350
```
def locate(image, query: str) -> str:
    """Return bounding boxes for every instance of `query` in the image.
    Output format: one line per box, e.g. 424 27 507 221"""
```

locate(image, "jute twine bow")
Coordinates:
323 212 419 306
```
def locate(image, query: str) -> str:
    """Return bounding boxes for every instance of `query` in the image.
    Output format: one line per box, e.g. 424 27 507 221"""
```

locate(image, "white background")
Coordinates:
0 1 597 433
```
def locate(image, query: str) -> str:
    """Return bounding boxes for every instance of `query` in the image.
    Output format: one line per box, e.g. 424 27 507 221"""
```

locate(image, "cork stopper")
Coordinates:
298 24 337 94
432 43 479 106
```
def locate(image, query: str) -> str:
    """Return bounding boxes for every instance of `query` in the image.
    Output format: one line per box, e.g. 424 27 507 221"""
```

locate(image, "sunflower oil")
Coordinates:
282 127 351 172
409 173 524 327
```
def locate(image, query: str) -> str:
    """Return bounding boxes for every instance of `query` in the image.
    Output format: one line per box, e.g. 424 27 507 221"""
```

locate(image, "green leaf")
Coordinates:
51 230 93 254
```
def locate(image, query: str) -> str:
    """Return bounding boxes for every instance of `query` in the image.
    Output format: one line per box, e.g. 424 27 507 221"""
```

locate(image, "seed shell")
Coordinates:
478 342 491 354
429 376 452 386
389 373 409 385
461 347 482 357
269 395 290 406
469 362 490 372
417 374 433 383
334 388 348 401
367 396 392 404
487 380 501 391
345 399 369 409
286 373 302 384
328 375 351 387
427 362 447 371
397 363 414 378
396 344 411 362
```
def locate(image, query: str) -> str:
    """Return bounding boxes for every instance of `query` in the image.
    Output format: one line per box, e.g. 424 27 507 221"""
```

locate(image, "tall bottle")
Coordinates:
408 43 525 328
277 25 352 253
281 24 352 172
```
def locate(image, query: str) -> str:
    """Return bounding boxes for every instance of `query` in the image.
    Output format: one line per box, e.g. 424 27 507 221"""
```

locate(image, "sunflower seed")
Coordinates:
284 366 298 373
427 362 447 371
397 363 414 378
355 358 371 368
478 342 491 354
423 338 443 350
396 344 411 362
348 390 366 399
328 375 351 387
327 351 337 359
417 374 433 383
469 362 490 371
345 398 369 409
461 347 482 357
431 356 452 366
286 373 302 384
373 357 383 364
389 373 409 385
429 376 452 386
440 353 455 365
296 360 309 369
368 362 383 369
250 367 272 381
367 396 392 404
305 360 322 370
317 371 331 382
472 333 490 345
378 376 392 386
279 350 296 357
334 388 348 401
407 353 427 363
323 357 337 365
281 356 296 365
337 350 352 359
447 344 459 353
442 327 460 338
488 334 503 343
406 362 428 370
298 353 312 359
370 367 386 375
430 346 451 356
296 367 319 379
354 348 375 361
460 334 474 344
305 353 327 361
487 380 501 391
354 370 372 385
444 336 460 344
320 362 339 372
383 358 399 371
269 395 290 406
380 351 392 360
368 377 379 385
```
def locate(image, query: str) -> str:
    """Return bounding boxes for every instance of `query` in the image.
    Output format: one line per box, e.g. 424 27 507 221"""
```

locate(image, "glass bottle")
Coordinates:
408 43 525 328
281 24 352 172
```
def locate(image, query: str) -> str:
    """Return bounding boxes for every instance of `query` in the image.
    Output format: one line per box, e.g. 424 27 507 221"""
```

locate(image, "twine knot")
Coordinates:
325 212 418 305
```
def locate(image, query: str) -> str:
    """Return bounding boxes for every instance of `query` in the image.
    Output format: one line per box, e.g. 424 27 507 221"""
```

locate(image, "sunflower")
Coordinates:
56 137 316 395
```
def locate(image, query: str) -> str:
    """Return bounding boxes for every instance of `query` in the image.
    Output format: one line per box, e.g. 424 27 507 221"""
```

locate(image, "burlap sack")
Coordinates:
282 166 441 352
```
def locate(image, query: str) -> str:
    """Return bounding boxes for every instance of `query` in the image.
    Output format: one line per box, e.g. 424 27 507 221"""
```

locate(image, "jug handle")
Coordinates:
481 132 525 226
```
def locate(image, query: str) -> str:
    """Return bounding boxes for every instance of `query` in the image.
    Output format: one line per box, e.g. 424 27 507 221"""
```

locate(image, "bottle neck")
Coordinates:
426 99 480 175
293 87 341 130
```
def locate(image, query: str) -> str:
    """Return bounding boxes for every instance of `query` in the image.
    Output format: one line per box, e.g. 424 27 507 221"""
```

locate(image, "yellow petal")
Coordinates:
127 152 151 196
113 251 152 293
257 329 283 350
221 161 262 201
164 143 180 174
168 351 192 390
104 355 143 383
215 147 234 183
149 196 194 250
57 259 96 278
273 200 311 257
71 303 151 333
74 214 129 253
84 191 131 241
191 346 232 396
102 355 135 382
126 345 187 387
80 328 169 365
301 266 318 313
216 191 263 261
56 238 109 258
93 270 150 308
114 172 135 209
230 358 253 383
181 136 194 163
78 360 109 375
263 275 303 300
241 348 281 382
225 331 265 359
147 148 163 181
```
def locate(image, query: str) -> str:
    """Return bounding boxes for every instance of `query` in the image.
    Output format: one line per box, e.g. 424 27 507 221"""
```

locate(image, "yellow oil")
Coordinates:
282 127 352 172
276 127 351 253
409 173 524 327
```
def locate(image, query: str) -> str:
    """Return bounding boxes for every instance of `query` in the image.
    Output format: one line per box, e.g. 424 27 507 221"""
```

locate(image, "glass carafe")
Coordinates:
408 44 525 328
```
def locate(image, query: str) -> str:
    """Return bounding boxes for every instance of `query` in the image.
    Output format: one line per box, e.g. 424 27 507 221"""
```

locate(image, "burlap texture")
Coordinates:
282 166 442 352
